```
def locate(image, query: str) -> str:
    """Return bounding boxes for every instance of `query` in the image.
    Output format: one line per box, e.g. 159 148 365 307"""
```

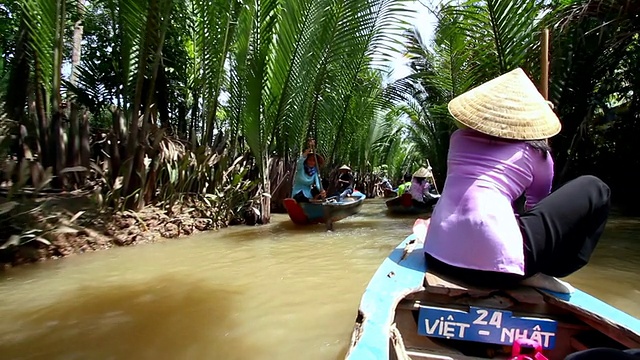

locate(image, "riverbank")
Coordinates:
0 195 229 270
1 194 633 271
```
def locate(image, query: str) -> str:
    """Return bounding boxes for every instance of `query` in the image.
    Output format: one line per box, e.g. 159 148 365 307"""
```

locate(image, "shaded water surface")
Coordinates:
0 200 638 359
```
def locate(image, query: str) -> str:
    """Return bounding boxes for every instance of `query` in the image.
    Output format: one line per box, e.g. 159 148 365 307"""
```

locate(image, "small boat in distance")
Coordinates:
345 235 640 359
384 189 398 198
386 193 439 215
283 190 366 230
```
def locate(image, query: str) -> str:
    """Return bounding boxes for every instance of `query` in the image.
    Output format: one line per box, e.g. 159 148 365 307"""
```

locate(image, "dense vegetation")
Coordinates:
0 0 638 261
390 0 640 210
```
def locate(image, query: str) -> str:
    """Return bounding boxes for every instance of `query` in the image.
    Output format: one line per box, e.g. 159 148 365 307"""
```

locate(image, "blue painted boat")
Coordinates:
346 235 640 359
283 190 366 230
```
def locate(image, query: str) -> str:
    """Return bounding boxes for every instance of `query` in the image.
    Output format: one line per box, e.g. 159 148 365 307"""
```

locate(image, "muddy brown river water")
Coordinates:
0 199 638 360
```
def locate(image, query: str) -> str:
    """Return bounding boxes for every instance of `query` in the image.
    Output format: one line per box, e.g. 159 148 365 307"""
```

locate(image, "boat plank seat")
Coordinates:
424 270 544 305
423 269 640 350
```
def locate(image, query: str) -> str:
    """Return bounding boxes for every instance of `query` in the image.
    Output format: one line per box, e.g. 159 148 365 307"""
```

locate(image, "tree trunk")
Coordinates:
269 156 292 213
156 62 170 130
109 109 122 183
80 110 90 183
51 110 67 189
177 101 187 139
5 17 30 122
260 155 271 224
69 0 85 87
67 102 81 186
34 59 49 168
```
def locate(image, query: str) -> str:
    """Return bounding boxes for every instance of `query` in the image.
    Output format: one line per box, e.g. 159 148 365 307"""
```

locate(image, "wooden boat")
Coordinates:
283 190 366 230
346 235 640 360
384 189 398 198
386 193 439 215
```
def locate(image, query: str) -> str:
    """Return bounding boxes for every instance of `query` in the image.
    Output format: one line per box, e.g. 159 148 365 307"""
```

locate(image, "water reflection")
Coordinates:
0 199 638 360
567 216 640 317
0 276 247 360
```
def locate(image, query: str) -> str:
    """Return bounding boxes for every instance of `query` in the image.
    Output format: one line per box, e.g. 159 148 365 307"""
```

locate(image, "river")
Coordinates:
0 199 638 360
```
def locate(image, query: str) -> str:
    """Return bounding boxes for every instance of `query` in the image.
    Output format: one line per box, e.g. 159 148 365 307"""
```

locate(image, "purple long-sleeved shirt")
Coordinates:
424 129 554 275
409 178 430 202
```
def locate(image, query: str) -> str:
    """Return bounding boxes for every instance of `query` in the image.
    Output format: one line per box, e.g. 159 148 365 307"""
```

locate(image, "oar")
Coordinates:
540 28 550 101
427 159 440 195
540 28 553 149
309 139 324 200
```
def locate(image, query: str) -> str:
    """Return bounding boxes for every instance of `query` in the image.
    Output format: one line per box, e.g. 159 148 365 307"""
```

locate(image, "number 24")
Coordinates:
473 309 503 328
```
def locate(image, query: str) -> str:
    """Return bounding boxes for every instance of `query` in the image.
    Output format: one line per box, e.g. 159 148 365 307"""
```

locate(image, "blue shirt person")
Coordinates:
291 139 326 202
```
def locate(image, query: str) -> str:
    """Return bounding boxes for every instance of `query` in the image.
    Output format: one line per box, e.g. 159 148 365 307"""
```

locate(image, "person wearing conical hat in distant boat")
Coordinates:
334 164 354 201
380 176 393 191
292 139 326 203
396 173 412 196
422 68 610 294
409 167 439 208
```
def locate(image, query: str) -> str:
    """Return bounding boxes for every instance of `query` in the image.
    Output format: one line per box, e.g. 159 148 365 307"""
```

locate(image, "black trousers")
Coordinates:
565 348 640 360
293 187 321 203
426 175 611 286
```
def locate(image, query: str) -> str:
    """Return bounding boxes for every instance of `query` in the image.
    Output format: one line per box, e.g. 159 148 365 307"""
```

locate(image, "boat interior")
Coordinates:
391 270 640 360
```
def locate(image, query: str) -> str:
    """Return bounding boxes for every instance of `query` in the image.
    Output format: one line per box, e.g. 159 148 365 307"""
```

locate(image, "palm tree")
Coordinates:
544 0 640 183
387 0 548 185
2 0 412 223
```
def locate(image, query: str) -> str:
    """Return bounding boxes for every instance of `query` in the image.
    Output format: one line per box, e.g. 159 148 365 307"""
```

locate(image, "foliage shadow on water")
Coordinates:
218 220 335 242
0 275 255 360
383 210 432 220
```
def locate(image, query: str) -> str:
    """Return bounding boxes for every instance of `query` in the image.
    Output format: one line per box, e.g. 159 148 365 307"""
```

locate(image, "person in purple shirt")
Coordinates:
409 167 439 208
423 68 610 294
408 167 430 201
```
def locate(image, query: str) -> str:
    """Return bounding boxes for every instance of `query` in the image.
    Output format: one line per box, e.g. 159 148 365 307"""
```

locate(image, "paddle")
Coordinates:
426 160 440 195
309 139 322 190
540 28 549 101
540 29 553 148
308 138 326 202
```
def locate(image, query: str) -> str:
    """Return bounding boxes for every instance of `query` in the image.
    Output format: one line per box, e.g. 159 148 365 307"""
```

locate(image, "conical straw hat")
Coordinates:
338 164 351 171
448 68 561 140
413 167 430 178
